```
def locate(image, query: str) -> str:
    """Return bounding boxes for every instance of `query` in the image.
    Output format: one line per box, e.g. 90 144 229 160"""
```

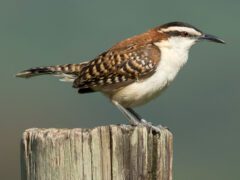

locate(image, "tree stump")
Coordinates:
21 125 173 180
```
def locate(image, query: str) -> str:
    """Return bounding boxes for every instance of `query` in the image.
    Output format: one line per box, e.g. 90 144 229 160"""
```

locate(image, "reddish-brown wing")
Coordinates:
73 43 160 92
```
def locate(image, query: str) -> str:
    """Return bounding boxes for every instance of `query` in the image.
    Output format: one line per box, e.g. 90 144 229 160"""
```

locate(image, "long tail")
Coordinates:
16 63 85 82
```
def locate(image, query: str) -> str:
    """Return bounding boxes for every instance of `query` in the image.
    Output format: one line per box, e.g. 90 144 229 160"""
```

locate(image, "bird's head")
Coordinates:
155 22 225 50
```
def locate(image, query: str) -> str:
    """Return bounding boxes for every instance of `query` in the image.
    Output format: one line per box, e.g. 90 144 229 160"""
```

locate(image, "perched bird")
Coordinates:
16 22 225 131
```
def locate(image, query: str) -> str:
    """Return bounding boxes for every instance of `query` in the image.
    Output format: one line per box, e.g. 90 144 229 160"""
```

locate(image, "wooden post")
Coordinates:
21 125 173 180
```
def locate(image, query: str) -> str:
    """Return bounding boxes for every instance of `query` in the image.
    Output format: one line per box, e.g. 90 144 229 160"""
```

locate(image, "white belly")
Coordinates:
111 71 170 107
111 42 190 107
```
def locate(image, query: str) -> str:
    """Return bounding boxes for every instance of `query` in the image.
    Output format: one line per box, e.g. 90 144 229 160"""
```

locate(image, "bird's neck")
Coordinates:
153 39 194 84
155 39 191 69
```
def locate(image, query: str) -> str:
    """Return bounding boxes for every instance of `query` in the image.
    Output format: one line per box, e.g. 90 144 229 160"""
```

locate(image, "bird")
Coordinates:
16 21 225 131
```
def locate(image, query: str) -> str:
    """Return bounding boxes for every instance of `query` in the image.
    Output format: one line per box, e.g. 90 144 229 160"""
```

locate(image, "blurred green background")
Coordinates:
1 0 239 179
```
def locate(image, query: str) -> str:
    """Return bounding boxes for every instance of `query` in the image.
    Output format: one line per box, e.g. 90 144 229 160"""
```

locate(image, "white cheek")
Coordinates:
168 37 196 50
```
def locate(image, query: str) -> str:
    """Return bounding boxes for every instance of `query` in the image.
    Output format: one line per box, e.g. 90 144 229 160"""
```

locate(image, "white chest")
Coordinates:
111 40 192 107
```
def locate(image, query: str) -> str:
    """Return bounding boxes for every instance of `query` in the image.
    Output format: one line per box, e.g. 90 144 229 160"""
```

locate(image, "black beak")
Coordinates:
199 34 225 44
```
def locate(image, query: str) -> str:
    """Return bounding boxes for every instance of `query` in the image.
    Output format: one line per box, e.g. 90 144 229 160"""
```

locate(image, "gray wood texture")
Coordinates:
21 125 173 180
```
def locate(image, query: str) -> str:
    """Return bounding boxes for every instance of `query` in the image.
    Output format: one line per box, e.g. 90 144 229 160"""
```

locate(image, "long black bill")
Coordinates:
200 34 225 44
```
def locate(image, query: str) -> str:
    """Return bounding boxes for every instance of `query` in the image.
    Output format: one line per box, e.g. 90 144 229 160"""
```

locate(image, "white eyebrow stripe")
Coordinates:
159 26 202 36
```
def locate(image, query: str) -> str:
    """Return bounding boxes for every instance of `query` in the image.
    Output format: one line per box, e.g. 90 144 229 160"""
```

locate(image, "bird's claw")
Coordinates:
139 119 166 133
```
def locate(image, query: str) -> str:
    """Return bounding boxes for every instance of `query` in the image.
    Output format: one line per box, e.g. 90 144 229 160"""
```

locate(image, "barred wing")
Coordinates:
73 43 160 92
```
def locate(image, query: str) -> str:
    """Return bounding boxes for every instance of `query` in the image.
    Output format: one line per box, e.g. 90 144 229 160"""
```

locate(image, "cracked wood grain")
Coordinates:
21 125 173 180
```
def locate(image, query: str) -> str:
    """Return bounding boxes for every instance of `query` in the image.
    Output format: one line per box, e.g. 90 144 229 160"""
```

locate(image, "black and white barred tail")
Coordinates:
16 64 84 82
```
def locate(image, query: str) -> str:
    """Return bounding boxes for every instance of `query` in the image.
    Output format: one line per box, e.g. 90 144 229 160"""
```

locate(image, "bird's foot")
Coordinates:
139 119 167 133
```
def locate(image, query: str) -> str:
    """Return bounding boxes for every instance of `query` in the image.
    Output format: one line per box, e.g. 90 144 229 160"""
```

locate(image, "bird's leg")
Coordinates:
112 100 140 125
112 100 162 132
126 107 163 132
125 107 143 121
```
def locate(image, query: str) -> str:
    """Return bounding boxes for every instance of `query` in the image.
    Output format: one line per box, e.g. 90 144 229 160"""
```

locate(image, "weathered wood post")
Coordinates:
21 125 173 180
